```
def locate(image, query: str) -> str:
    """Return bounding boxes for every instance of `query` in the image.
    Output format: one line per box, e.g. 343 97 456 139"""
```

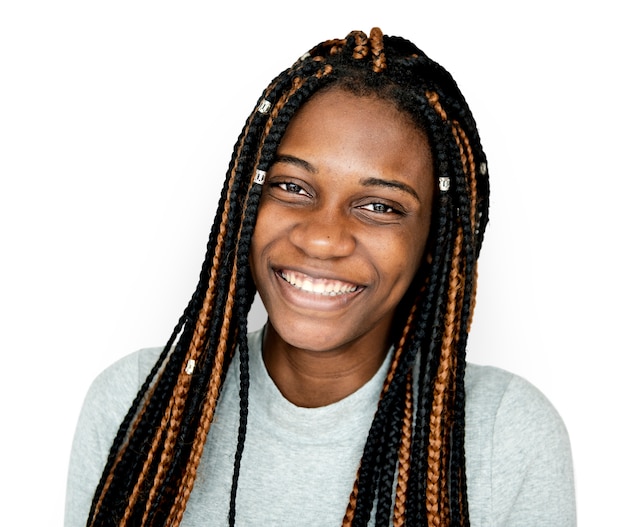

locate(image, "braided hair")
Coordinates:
87 27 489 527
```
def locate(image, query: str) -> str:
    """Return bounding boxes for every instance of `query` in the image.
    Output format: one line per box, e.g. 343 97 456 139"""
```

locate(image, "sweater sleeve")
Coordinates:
63 348 162 527
490 373 576 526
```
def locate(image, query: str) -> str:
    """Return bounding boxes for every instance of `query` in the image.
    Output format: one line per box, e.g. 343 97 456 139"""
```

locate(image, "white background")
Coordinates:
1 1 623 524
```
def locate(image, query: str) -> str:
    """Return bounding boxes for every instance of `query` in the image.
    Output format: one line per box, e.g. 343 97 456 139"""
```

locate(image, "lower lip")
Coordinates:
273 271 363 312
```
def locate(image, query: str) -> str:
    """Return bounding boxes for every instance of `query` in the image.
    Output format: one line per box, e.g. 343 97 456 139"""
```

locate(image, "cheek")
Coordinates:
385 222 431 293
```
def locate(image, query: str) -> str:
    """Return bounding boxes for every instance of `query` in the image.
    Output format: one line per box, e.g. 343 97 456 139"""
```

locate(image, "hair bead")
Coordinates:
253 169 266 185
257 99 272 114
185 359 196 375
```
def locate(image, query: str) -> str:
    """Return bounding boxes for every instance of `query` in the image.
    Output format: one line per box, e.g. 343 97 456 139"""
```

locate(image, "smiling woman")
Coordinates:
65 28 575 527
252 89 434 401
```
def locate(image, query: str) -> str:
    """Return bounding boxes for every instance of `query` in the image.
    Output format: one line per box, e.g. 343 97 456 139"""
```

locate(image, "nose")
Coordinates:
288 209 356 259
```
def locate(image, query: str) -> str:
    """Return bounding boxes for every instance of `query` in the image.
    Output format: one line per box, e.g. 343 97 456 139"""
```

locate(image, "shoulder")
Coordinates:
70 346 164 458
64 347 163 527
78 347 164 427
76 347 164 435
86 347 163 402
463 363 576 526
464 363 570 447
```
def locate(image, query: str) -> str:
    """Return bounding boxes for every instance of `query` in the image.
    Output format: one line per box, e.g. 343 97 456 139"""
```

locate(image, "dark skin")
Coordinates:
250 88 434 407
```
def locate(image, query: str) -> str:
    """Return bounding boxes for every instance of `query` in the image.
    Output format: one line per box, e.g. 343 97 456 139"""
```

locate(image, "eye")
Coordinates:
266 179 314 204
360 202 400 215
276 181 308 195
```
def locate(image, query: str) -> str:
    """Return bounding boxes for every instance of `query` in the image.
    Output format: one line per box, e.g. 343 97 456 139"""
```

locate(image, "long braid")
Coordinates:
393 373 414 526
87 27 489 527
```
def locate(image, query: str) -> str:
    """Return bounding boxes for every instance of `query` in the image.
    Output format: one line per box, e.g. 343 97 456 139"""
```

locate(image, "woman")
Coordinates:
65 28 576 526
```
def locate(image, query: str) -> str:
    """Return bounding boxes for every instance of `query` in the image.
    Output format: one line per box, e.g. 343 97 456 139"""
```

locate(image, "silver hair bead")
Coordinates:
185 359 196 375
479 162 487 175
439 177 451 192
254 169 267 185
257 99 272 114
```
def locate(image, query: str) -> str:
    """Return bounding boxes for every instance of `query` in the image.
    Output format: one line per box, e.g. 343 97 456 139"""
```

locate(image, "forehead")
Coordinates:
286 86 423 137
275 88 433 195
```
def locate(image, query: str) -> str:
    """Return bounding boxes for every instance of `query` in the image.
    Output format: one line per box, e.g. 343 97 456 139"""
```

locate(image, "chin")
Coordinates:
265 315 349 353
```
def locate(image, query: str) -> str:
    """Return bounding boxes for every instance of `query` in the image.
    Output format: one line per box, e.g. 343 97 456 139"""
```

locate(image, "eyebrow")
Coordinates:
359 177 421 203
273 155 317 173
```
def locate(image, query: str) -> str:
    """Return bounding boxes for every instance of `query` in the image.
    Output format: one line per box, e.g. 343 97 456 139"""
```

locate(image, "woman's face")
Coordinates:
250 88 434 355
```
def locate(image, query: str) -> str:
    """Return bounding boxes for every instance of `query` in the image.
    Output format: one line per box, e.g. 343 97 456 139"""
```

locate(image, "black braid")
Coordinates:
373 381 411 526
227 183 263 525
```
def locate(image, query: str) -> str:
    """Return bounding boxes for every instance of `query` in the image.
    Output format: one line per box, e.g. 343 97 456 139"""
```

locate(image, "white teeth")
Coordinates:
280 270 358 296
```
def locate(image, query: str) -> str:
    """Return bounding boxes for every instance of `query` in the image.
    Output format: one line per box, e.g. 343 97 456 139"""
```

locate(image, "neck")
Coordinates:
261 323 390 408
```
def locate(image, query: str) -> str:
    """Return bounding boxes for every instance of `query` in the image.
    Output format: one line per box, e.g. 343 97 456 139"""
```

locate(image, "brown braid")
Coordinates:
369 27 387 72
450 121 480 336
426 91 448 121
351 30 370 60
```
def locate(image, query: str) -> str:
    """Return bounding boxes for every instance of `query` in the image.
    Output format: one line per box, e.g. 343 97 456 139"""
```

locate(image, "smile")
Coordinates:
279 270 360 296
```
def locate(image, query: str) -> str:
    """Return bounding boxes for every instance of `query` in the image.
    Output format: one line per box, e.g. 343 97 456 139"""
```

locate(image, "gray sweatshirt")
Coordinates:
65 329 576 526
